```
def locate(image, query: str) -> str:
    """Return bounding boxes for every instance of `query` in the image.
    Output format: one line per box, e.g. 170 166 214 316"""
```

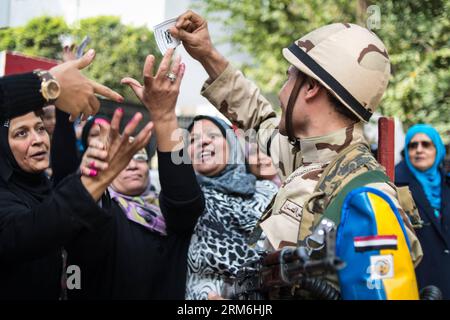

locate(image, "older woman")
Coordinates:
68 141 203 299
0 108 151 299
185 115 278 300
108 148 162 234
66 49 204 299
395 124 450 299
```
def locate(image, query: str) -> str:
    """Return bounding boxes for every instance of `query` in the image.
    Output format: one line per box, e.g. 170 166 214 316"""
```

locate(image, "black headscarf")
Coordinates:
0 117 51 205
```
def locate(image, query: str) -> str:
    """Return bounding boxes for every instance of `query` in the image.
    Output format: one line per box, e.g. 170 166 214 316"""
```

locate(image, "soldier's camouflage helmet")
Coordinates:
282 23 391 122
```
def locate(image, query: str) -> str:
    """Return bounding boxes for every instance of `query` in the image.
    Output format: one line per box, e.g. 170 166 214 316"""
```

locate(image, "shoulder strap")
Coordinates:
323 170 390 225
315 143 380 196
396 186 423 229
305 142 383 219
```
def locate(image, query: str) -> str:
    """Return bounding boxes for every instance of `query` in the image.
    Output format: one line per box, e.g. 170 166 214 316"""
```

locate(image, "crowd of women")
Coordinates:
0 44 284 299
0 17 449 300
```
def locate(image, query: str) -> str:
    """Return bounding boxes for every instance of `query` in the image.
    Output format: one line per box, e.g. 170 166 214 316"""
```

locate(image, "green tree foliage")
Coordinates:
0 16 161 103
376 1 449 141
200 0 356 94
199 0 449 141
0 16 70 57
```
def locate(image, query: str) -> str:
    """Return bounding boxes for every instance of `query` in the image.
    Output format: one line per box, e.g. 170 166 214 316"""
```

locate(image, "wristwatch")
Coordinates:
34 69 61 104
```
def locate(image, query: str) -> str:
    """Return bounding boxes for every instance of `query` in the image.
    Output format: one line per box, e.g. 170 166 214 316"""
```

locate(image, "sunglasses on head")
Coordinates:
408 141 433 150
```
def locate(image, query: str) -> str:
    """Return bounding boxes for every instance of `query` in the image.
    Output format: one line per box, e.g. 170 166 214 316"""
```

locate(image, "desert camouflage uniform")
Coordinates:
200 64 422 266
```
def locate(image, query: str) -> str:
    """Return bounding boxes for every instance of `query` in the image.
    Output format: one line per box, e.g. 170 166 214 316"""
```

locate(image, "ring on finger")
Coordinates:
88 169 98 177
89 160 96 169
166 72 177 83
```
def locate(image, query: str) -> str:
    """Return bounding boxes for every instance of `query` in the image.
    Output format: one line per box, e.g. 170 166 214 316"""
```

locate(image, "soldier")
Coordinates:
171 11 423 299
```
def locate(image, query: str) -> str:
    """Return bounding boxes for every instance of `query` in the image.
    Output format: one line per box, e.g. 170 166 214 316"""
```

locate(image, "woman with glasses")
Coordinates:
395 124 450 299
108 146 164 237
55 50 204 299
68 139 203 299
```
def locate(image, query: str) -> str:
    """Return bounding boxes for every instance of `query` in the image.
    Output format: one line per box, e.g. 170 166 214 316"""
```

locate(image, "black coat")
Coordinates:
395 161 450 299
52 110 204 300
0 108 108 300
0 174 109 299
66 151 204 300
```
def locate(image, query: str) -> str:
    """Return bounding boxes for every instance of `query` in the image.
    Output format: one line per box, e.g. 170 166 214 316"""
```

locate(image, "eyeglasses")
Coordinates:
132 153 148 162
408 141 433 150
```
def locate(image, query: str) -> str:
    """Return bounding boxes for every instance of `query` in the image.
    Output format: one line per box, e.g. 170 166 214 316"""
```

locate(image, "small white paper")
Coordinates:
59 34 74 48
153 17 180 55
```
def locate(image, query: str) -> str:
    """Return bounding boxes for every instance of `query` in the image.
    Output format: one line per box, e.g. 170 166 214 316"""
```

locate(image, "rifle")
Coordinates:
224 224 345 300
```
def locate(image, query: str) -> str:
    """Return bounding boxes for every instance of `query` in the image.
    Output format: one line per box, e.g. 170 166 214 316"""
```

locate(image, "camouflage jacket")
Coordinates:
201 64 422 266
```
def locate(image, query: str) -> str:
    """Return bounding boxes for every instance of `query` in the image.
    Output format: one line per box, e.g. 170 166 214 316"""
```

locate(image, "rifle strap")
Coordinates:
322 170 390 225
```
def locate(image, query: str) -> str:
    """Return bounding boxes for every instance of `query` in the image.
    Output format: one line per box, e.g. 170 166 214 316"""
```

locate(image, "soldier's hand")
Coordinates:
170 10 228 80
50 49 124 121
169 10 214 62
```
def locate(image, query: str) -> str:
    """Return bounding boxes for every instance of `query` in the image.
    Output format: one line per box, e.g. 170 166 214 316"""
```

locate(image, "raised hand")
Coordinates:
49 49 124 121
169 10 213 62
80 108 154 200
169 10 228 80
79 118 110 177
121 48 185 123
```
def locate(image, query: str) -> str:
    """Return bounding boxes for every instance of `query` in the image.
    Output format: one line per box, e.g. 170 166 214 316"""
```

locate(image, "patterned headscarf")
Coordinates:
109 148 166 235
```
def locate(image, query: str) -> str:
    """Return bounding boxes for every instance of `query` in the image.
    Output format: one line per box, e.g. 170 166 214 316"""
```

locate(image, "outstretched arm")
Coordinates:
51 109 78 186
0 174 108 265
121 48 204 232
0 50 124 120
170 10 275 131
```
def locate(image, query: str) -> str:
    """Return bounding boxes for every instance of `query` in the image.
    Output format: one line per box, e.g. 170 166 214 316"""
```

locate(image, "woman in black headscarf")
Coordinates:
64 57 204 299
0 108 151 299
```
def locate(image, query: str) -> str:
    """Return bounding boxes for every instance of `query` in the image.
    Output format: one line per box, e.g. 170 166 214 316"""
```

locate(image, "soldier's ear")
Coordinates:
304 76 321 100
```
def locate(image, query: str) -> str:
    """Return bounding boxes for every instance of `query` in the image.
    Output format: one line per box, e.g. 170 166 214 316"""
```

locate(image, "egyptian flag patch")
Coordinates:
354 235 398 252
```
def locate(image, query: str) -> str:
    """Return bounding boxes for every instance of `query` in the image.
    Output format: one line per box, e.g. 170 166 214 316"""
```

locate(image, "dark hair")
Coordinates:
326 91 360 123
